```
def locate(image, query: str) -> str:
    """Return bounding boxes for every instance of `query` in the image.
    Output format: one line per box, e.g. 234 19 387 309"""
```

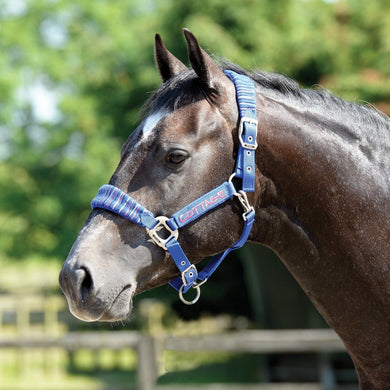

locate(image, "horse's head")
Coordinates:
59 30 252 322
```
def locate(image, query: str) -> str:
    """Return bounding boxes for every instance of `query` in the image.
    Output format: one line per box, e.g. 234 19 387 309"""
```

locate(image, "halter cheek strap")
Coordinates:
91 70 258 305
224 70 258 192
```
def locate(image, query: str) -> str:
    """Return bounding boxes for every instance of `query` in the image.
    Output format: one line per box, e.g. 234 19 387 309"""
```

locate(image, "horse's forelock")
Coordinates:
141 71 209 119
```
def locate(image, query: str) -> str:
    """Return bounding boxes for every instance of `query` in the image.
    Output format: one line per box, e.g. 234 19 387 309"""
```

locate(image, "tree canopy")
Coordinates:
1 0 389 264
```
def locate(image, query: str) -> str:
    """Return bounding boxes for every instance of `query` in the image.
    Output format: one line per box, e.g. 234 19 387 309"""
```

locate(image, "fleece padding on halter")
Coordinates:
91 184 157 230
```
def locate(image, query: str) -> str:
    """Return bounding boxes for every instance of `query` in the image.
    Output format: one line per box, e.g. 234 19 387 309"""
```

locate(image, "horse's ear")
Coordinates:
183 28 226 93
154 33 188 82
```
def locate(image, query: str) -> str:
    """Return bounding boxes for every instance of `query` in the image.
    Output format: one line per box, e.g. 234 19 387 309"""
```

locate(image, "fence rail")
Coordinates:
165 329 345 353
0 329 351 390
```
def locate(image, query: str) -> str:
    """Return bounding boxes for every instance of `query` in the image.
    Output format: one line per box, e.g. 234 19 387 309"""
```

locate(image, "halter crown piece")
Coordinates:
91 70 258 305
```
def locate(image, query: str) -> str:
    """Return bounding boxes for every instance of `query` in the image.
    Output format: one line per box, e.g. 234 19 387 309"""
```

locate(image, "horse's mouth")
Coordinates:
68 284 135 323
97 285 134 322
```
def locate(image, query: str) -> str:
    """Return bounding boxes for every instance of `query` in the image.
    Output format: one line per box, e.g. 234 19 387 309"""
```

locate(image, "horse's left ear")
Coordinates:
183 29 227 94
155 33 188 82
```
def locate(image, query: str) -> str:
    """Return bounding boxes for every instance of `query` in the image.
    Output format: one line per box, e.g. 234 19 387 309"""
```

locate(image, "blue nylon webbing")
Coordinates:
90 70 258 300
167 181 236 230
224 70 257 192
169 209 255 293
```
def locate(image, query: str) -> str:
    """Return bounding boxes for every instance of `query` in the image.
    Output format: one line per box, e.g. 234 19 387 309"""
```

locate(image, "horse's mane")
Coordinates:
143 59 389 169
219 60 389 133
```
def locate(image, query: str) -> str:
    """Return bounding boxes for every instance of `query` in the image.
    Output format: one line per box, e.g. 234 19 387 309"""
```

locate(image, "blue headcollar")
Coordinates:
91 70 258 304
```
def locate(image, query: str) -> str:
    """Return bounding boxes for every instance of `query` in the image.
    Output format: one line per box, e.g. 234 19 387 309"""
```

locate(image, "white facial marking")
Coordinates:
141 110 167 140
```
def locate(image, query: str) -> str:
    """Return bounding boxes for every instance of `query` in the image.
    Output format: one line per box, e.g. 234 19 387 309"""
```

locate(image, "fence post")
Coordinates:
319 353 336 390
137 335 158 390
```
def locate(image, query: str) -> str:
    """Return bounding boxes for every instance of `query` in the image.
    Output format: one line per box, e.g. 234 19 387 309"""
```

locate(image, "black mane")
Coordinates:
219 60 389 132
220 59 303 97
143 60 389 162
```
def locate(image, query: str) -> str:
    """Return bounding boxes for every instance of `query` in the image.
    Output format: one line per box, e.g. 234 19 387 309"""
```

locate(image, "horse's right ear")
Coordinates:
154 34 188 82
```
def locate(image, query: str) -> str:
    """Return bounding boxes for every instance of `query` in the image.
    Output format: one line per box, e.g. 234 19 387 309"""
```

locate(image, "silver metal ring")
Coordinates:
228 172 236 183
179 285 201 305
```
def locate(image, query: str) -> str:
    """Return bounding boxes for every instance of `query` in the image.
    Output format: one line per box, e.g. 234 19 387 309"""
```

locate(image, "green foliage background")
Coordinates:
0 0 389 291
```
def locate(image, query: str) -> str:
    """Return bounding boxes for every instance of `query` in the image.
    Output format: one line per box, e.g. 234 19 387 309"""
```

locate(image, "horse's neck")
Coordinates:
252 94 390 385
254 94 388 261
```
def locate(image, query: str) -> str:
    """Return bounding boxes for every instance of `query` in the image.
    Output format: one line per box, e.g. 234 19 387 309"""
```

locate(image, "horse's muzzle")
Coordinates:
59 260 134 322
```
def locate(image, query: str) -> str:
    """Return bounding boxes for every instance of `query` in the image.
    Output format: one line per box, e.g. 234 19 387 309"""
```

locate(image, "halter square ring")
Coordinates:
146 216 179 250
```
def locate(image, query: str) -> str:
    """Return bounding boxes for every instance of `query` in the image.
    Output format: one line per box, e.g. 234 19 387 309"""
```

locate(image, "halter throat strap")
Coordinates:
91 70 258 305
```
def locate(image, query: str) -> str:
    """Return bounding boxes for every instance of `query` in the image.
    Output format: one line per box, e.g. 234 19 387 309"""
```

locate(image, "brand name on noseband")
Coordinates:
179 190 227 224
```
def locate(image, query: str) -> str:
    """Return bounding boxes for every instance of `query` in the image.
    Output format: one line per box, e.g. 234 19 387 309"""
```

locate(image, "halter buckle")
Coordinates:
146 216 179 250
238 117 258 150
181 264 198 287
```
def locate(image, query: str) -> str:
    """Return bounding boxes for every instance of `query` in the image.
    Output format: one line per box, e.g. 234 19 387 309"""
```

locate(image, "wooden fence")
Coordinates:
0 294 357 390
0 329 356 390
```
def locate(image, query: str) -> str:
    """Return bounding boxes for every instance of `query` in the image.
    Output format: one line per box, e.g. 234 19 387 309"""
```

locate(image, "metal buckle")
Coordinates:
238 117 258 150
181 264 197 287
146 216 179 250
235 190 255 221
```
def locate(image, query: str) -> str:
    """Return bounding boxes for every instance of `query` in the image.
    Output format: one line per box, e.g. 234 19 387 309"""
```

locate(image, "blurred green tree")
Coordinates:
0 0 165 260
0 0 388 325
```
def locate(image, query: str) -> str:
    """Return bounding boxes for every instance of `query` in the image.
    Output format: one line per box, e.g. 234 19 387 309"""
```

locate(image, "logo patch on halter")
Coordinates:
178 190 227 224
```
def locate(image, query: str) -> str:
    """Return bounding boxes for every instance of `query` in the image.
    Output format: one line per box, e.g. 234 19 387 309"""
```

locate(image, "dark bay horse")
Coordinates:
59 30 390 389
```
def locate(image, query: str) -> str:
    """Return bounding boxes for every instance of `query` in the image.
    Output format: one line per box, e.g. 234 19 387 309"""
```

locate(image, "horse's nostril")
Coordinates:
80 267 93 299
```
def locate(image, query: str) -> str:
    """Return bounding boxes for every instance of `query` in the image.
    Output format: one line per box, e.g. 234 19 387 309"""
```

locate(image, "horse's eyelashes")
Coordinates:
166 150 188 165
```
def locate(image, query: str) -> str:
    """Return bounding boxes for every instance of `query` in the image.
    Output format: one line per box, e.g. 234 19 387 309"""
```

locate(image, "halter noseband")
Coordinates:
91 70 258 305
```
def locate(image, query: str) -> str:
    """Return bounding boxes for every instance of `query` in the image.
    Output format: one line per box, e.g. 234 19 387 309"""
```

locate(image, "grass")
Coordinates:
159 352 265 385
0 347 138 390
0 348 266 389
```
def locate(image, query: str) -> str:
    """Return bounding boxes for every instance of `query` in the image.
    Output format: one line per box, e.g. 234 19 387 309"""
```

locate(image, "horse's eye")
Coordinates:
166 150 188 165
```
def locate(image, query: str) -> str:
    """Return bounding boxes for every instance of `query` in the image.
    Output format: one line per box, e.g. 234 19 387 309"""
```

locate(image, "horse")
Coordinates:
59 29 390 389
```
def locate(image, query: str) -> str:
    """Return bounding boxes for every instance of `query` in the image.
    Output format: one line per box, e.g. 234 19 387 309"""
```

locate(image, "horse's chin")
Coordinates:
98 285 134 322
68 285 134 323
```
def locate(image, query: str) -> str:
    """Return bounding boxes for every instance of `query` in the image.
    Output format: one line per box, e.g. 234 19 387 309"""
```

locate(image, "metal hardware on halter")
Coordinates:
238 117 258 150
235 190 255 221
146 216 178 250
179 284 201 305
194 277 208 288
181 264 197 287
228 172 237 184
229 175 255 221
